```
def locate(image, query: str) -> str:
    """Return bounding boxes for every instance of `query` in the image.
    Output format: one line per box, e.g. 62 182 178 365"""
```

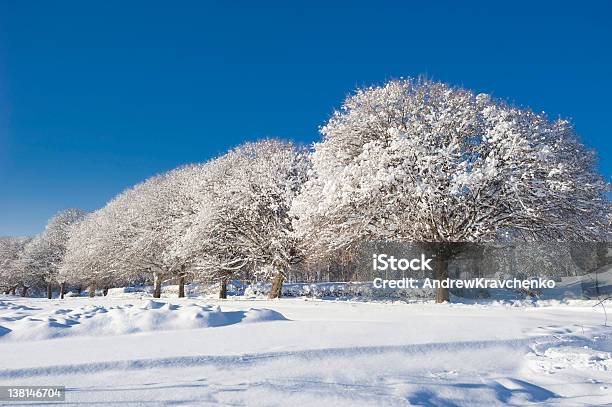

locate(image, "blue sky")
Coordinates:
1 1 610 236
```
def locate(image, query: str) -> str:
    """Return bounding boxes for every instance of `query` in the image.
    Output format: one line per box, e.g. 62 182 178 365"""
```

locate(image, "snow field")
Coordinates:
0 296 611 406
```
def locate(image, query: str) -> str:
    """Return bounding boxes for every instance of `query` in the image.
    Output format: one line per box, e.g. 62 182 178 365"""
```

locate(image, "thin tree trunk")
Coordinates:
153 272 162 298
21 286 28 297
10 286 17 295
269 273 284 299
178 275 185 298
89 284 96 297
219 277 227 299
47 282 52 299
103 287 109 296
60 282 66 299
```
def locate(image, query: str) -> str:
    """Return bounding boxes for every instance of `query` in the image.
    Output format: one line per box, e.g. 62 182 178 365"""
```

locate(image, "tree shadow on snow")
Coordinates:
0 325 11 337
202 309 288 328
407 379 558 406
407 390 461 407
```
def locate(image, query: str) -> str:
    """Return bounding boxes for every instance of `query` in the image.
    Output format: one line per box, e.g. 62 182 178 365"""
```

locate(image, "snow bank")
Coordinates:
0 299 286 341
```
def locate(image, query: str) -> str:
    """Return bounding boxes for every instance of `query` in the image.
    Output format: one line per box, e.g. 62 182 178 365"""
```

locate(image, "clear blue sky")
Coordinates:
1 1 610 236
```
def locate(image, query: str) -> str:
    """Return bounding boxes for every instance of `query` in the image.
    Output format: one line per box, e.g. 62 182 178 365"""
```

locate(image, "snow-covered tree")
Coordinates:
21 208 87 298
61 176 177 297
292 78 611 302
59 207 131 296
0 236 31 295
119 164 243 298
163 161 233 297
177 139 309 298
110 174 179 298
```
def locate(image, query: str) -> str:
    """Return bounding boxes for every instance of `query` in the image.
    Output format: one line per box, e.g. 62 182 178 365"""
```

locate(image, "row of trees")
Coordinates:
59 139 308 299
1 78 610 301
0 209 85 298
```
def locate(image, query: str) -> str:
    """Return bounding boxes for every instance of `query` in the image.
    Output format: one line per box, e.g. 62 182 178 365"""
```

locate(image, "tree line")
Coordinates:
1 78 610 302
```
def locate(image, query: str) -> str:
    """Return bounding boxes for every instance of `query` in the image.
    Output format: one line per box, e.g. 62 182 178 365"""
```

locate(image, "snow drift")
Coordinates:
0 299 287 341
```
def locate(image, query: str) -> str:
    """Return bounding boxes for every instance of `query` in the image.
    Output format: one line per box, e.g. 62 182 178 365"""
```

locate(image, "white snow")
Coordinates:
0 299 286 341
1 295 611 406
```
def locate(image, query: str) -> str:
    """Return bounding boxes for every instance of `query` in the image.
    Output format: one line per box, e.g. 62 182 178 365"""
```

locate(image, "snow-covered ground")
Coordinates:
0 295 611 406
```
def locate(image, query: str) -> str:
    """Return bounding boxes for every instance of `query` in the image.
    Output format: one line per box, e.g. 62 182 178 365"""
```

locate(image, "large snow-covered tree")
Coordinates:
177 139 309 298
21 208 87 298
292 78 611 302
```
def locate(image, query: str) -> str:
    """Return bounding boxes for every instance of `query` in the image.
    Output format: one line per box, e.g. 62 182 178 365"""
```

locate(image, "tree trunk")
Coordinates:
178 275 185 298
10 286 16 295
429 242 467 303
21 286 28 297
419 242 466 304
103 287 109 296
219 277 227 299
434 253 450 303
269 273 284 299
47 282 53 299
60 282 66 299
88 284 96 297
153 272 162 298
